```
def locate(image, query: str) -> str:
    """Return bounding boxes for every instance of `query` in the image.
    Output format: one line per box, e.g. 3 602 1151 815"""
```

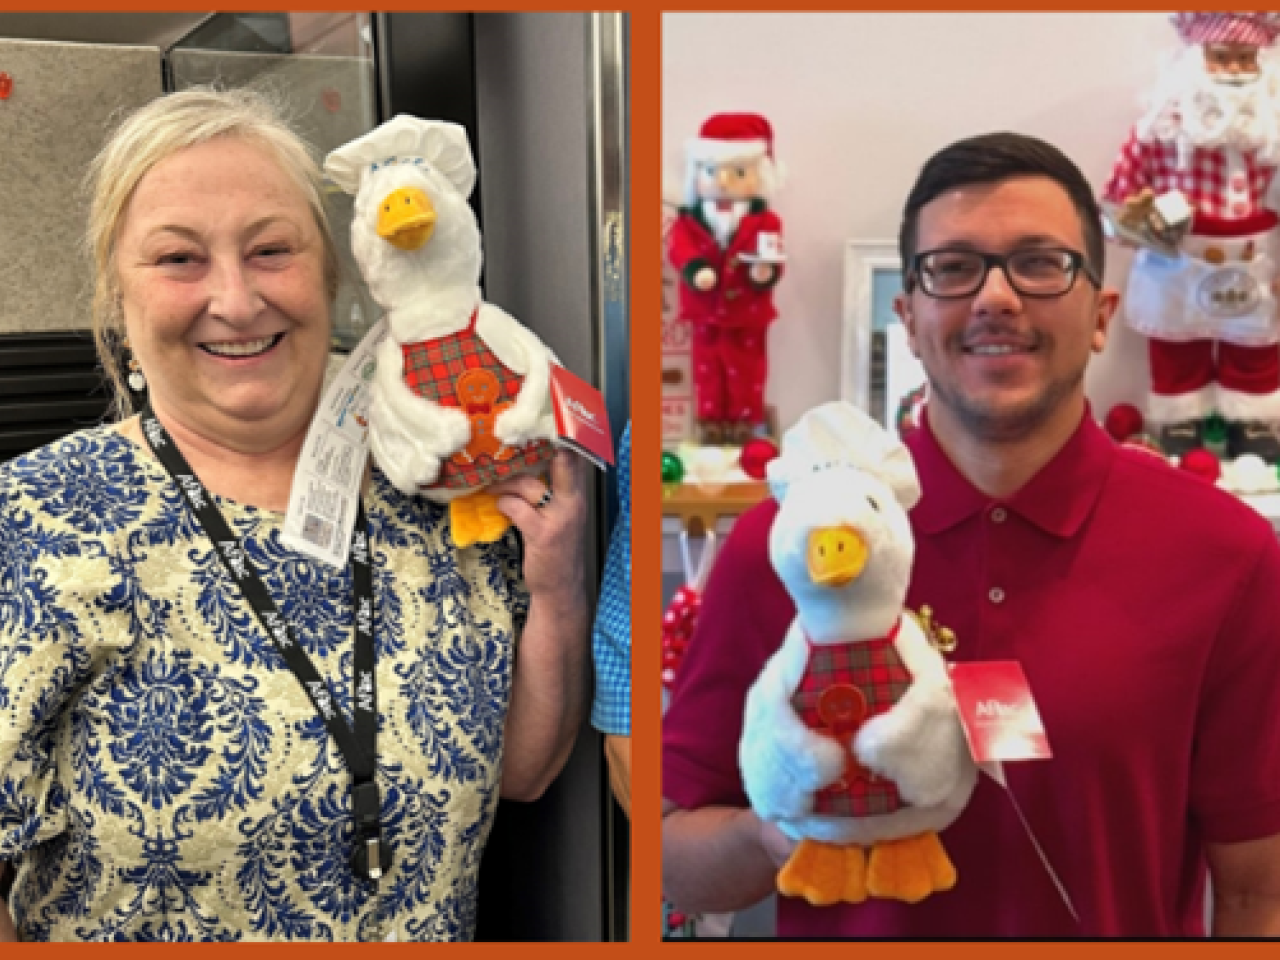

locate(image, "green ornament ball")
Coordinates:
662 451 684 485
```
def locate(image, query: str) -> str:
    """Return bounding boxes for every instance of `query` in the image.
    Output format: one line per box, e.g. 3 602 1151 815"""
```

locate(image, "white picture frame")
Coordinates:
840 240 928 429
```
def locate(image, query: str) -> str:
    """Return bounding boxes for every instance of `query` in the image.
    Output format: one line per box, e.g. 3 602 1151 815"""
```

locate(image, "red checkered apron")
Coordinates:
401 310 555 491
791 621 913 817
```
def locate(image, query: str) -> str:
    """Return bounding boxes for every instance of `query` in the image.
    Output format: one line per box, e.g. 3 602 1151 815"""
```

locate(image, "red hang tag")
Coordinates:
948 660 1051 763
549 364 614 469
0 73 12 101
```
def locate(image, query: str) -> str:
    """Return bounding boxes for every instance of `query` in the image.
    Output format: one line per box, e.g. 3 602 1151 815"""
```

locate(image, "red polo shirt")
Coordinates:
663 409 1280 937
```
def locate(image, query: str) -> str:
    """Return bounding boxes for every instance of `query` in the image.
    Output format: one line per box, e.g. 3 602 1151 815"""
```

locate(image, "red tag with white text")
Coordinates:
549 364 615 469
949 661 1051 763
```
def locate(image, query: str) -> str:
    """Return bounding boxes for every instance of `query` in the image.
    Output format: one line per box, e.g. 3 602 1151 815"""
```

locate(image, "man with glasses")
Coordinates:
663 131 1280 936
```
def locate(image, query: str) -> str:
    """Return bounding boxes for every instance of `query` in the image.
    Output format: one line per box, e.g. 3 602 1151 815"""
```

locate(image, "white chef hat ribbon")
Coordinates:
766 401 922 510
324 114 477 200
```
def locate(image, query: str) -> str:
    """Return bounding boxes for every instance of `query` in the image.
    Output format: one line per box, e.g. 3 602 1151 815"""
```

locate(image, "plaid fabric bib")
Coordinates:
401 311 554 491
792 622 913 817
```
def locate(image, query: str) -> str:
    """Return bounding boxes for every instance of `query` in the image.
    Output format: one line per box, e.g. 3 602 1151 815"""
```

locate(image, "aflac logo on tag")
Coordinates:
351 531 369 565
357 596 373 635
1197 266 1260 319
566 398 597 424
975 699 1019 720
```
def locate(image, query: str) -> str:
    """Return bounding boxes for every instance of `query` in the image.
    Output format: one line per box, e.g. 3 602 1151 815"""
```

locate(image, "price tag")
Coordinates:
549 364 615 469
949 660 1051 763
949 660 1076 923
281 318 387 568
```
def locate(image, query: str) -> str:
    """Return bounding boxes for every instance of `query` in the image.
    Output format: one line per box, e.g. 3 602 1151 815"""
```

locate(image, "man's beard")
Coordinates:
1138 50 1280 161
927 346 1085 444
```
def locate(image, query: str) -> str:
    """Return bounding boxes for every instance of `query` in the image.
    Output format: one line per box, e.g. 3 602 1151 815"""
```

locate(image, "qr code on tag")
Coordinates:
302 514 334 550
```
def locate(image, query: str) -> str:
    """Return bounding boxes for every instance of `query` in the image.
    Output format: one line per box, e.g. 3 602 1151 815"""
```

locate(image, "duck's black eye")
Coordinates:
867 495 880 512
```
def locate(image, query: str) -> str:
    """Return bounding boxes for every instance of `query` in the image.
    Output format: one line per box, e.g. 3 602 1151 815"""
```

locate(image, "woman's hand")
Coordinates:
489 451 593 801
491 451 589 602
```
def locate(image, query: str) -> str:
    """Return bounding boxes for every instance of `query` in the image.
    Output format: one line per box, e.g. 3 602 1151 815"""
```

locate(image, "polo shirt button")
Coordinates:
991 507 1007 523
988 587 1005 604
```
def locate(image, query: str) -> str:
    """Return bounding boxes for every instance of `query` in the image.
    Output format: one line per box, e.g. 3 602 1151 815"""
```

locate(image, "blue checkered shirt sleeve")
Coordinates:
592 422 631 735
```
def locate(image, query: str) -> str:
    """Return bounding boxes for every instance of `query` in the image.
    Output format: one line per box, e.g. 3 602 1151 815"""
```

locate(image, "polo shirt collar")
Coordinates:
906 404 1114 539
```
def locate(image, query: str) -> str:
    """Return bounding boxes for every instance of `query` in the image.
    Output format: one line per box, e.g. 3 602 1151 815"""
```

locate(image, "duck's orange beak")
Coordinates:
806 525 867 588
377 187 437 250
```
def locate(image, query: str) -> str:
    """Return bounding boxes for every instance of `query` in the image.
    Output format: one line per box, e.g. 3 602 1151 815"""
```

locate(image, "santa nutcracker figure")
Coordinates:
667 113 785 445
1105 11 1280 460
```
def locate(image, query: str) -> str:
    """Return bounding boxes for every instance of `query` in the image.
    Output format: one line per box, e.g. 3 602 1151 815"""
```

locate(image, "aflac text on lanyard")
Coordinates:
140 402 391 883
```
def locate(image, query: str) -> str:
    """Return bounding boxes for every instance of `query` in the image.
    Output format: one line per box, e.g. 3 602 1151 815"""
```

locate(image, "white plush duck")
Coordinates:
325 116 558 547
740 402 976 906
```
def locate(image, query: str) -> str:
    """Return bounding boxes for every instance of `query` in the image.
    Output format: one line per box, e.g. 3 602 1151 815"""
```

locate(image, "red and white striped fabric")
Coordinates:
1104 129 1278 225
1170 12 1280 48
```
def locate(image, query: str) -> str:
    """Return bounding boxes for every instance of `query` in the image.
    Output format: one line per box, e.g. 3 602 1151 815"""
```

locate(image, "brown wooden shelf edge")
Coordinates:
662 481 772 537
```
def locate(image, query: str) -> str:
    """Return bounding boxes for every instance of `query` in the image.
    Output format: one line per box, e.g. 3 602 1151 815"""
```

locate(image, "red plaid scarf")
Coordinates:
401 310 554 491
792 620 913 818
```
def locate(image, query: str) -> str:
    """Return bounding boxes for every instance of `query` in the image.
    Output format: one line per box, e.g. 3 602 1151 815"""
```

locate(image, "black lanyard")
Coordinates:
139 404 391 882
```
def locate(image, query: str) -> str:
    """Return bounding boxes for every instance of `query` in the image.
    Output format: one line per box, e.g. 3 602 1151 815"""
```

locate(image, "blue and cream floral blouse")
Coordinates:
0 426 527 941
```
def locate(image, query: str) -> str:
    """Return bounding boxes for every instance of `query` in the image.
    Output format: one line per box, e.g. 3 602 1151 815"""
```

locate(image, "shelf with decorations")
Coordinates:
1102 404 1280 532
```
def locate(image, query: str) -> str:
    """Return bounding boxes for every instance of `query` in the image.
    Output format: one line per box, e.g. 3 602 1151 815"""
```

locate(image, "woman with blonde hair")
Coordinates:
0 88 589 942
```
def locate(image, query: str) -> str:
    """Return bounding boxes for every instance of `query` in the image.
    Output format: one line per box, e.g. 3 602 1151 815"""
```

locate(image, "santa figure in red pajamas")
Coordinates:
1105 11 1280 460
667 113 785 445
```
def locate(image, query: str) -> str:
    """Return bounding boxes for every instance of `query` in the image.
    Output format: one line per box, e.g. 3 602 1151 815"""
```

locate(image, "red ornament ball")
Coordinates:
739 438 779 480
1104 403 1144 442
1179 448 1221 483
672 586 700 609
662 585 704 690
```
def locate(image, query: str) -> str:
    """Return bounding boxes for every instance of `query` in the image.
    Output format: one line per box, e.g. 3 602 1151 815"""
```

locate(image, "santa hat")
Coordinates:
687 112 774 164
1171 12 1280 48
683 112 782 204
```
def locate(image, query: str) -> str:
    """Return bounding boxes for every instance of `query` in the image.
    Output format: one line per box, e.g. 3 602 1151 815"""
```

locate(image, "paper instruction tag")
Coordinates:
549 364 615 470
281 318 388 569
949 660 1051 763
950 662 1078 924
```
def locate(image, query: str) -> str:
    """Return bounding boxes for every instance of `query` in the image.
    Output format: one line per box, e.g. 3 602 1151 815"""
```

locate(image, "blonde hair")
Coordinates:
85 86 340 418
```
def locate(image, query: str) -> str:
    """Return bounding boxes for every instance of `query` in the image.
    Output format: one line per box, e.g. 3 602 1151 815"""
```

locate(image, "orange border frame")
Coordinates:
3 2 1274 954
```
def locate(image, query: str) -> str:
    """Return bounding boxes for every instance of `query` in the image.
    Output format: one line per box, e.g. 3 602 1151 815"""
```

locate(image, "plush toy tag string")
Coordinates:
981 761 1080 925
950 659 1078 926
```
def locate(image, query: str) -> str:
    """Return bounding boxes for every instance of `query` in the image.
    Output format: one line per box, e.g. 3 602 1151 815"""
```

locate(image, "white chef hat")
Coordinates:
766 401 922 510
324 114 477 199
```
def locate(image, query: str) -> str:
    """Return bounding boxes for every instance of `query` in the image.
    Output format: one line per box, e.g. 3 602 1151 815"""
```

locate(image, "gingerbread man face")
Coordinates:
457 368 501 412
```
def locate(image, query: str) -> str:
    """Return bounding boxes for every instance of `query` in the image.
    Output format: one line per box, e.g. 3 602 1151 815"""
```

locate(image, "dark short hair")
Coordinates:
898 132 1105 289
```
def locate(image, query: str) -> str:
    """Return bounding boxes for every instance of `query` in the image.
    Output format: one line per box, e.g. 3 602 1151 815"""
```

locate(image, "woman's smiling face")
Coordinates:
115 135 332 450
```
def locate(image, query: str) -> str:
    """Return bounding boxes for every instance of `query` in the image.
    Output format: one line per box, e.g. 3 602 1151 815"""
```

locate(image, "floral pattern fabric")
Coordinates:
0 426 527 941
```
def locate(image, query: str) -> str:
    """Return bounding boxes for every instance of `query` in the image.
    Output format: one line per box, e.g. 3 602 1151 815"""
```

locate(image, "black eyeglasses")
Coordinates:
908 247 1101 300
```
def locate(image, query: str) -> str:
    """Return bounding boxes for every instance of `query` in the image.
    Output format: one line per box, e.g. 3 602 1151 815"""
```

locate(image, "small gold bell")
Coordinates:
913 604 958 655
